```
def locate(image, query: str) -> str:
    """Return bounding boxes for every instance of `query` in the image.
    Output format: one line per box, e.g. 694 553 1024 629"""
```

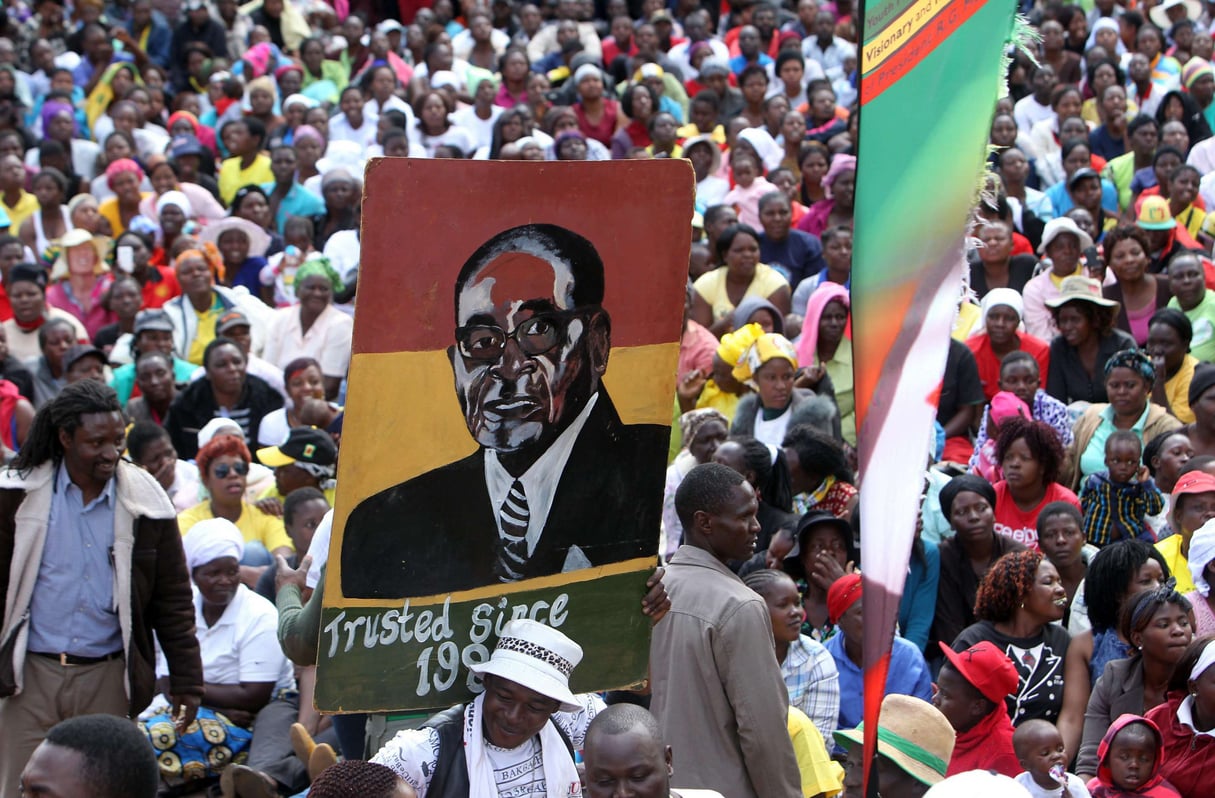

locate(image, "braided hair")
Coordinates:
742 568 796 599
975 550 1043 623
308 760 404 798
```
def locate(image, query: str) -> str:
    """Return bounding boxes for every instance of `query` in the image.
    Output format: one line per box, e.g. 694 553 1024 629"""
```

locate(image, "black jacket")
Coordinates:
165 374 283 460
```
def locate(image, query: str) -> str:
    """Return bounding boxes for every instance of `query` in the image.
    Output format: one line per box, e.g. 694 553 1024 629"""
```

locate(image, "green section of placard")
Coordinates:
315 568 654 712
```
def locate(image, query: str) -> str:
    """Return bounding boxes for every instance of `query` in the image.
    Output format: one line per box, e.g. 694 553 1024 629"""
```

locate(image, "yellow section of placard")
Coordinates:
862 0 949 73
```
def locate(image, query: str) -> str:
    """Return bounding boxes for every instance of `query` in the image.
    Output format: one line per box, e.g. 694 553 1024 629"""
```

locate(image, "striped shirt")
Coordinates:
781 635 840 744
1080 471 1165 547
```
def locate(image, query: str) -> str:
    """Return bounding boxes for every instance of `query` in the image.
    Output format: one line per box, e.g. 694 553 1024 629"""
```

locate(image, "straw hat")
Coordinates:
833 695 956 787
50 229 111 281
1043 275 1120 309
469 619 583 711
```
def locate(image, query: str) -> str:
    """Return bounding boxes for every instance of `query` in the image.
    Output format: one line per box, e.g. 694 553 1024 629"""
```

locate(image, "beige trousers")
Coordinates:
0 654 128 798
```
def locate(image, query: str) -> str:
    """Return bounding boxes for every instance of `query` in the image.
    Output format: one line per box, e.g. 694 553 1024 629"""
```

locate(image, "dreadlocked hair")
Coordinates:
975 549 1043 623
308 760 405 798
742 568 796 600
12 381 121 473
993 415 1066 486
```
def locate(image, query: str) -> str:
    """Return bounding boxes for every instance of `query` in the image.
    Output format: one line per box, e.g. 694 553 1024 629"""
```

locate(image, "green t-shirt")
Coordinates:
1170 290 1215 363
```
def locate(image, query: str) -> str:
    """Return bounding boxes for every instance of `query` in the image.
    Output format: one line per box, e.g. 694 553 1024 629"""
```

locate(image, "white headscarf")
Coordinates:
183 518 245 572
981 288 1025 325
1084 17 1128 56
155 190 193 219
737 126 783 173
1190 518 1215 597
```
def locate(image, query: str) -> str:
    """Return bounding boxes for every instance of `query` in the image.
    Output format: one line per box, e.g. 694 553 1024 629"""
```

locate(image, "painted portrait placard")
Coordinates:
317 159 694 712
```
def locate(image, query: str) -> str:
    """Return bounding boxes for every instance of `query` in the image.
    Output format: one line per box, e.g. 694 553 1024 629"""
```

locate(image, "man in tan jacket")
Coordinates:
650 462 802 798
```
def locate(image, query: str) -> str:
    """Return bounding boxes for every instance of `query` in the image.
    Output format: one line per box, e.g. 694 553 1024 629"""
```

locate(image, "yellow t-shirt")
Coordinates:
1156 534 1195 594
695 380 742 423
1049 265 1083 290
788 707 844 797
3 190 39 232
99 192 153 236
1165 355 1198 424
951 301 981 341
186 294 224 366
218 154 274 206
178 500 294 553
693 264 790 322
257 483 337 507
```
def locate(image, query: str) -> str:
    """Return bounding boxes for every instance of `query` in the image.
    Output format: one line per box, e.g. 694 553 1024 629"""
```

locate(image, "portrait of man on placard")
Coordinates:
341 223 669 599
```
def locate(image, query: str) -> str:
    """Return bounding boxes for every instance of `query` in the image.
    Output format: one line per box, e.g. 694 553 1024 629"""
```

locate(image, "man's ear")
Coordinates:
587 309 611 376
665 744 673 776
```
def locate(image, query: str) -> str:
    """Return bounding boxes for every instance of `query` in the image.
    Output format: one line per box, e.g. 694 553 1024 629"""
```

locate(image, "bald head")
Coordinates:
583 704 670 798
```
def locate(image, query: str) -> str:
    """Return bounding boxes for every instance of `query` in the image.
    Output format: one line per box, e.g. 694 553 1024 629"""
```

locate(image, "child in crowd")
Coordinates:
260 216 316 307
970 391 1030 482
743 569 840 743
1013 719 1093 798
721 150 775 228
1086 715 1180 798
1080 431 1165 547
934 641 1021 777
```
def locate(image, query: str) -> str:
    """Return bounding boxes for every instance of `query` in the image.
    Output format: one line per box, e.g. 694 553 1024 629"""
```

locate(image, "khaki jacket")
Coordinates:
0 460 202 715
650 545 802 798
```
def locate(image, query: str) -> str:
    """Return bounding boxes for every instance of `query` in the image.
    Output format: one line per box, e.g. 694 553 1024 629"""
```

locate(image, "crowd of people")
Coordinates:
13 0 1215 796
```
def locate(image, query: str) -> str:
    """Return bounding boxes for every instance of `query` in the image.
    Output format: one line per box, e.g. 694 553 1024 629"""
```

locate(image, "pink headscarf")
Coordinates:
821 153 856 195
105 158 145 190
244 42 275 78
795 282 850 367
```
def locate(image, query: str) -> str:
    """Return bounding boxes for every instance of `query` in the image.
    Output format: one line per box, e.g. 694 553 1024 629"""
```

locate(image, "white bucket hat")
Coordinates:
470 619 583 711
1037 216 1094 255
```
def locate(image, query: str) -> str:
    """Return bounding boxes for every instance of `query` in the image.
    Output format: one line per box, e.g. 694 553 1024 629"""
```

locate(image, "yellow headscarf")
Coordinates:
733 333 798 388
716 322 764 367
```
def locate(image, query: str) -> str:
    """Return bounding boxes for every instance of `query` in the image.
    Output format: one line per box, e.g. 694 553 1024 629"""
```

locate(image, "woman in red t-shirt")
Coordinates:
992 415 1080 549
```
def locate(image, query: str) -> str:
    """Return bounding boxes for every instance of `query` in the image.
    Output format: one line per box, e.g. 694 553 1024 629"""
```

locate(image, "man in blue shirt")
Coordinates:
262 145 324 235
728 26 773 76
824 573 934 731
0 381 203 796
71 24 134 90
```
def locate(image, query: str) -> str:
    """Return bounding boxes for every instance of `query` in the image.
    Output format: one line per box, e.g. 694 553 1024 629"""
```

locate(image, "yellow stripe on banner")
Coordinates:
333 342 679 518
861 0 949 73
325 556 656 609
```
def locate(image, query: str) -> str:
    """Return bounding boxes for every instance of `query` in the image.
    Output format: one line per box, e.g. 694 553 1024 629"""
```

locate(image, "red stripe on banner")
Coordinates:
863 653 892 798
860 0 990 105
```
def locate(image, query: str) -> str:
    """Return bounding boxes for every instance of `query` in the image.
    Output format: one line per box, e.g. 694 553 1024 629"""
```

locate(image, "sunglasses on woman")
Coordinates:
212 461 249 478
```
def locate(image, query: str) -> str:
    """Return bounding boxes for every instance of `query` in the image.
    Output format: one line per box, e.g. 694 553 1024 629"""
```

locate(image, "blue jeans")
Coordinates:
241 541 272 567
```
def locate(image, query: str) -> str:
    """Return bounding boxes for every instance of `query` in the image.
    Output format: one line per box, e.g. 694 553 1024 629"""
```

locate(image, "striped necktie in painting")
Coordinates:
494 479 530 581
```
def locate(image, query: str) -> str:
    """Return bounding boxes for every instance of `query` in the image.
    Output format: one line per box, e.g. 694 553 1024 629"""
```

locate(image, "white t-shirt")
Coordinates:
451 105 503 152
157 584 294 692
371 694 604 798
1014 94 1053 134
328 113 379 148
1014 771 1093 798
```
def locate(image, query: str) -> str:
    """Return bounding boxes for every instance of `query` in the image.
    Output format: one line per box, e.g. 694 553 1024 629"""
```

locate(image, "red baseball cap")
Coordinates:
1173 471 1215 500
938 642 1019 705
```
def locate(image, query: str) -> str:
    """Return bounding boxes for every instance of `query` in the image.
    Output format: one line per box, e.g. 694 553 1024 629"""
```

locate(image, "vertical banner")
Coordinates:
318 159 693 712
853 0 1017 788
